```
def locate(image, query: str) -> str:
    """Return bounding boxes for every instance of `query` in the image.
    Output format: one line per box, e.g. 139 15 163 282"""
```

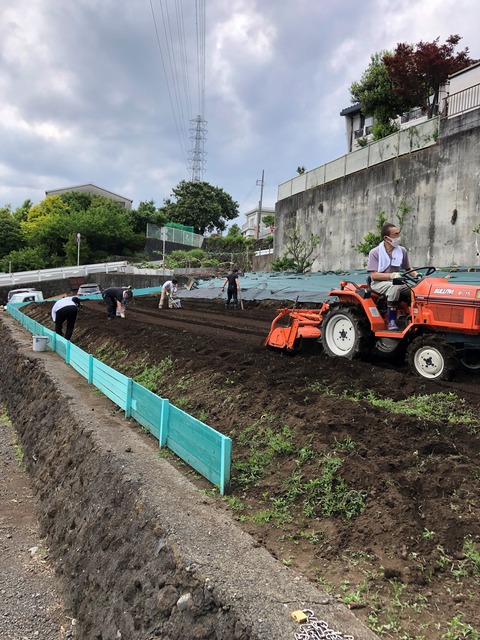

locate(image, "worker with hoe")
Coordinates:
221 268 240 310
367 222 415 331
51 296 82 340
102 286 133 319
158 278 178 309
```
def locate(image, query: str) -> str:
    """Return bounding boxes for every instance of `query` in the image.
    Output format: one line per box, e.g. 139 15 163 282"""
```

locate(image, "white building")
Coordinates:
241 206 275 239
45 183 133 210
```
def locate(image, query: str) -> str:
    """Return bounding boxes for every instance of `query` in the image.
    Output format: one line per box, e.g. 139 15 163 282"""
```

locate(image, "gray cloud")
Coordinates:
1 0 478 221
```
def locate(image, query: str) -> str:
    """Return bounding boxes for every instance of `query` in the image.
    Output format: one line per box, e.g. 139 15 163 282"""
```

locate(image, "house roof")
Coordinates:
45 182 133 204
339 103 362 116
449 60 480 79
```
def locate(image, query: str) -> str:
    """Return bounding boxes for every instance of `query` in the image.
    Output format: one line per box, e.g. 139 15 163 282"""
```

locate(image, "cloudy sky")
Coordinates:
1 0 479 228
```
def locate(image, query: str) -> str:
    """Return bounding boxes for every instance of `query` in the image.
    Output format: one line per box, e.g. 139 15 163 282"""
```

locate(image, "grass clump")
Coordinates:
341 390 479 432
133 357 174 393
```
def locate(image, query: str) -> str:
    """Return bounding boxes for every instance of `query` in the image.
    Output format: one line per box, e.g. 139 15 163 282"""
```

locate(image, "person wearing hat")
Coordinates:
102 286 133 319
51 296 82 340
158 279 178 309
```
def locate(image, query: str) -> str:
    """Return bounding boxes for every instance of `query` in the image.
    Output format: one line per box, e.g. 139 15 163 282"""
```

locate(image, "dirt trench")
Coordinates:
0 310 377 640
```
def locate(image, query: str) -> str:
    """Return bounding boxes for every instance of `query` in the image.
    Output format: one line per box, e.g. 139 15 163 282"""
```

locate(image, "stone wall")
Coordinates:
274 110 480 271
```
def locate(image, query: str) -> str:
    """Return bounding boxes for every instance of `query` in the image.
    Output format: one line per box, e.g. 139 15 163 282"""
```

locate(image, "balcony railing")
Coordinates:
444 83 480 117
401 107 426 123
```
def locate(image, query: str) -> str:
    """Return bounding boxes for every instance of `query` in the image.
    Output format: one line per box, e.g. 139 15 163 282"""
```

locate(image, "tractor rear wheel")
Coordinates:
321 304 373 360
407 335 458 380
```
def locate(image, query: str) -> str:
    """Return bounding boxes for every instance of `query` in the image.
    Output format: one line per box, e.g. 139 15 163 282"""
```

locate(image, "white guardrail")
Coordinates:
0 261 129 287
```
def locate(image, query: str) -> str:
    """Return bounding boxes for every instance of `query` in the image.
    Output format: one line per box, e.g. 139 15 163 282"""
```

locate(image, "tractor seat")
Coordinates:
366 275 387 310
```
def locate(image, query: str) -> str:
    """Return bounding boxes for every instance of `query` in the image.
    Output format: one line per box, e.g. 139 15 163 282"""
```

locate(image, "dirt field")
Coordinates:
22 295 480 639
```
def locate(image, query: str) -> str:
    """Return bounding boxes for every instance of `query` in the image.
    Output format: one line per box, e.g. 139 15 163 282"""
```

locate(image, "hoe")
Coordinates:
264 267 480 380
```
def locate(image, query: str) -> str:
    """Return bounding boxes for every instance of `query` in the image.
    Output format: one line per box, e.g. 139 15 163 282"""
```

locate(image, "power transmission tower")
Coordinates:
188 115 207 181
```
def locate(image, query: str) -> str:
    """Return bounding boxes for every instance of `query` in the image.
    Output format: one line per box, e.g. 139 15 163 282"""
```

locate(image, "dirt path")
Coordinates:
19 296 480 638
0 418 72 639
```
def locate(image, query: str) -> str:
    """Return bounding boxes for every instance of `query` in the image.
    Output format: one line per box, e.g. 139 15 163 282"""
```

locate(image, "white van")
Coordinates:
7 288 37 301
8 290 44 303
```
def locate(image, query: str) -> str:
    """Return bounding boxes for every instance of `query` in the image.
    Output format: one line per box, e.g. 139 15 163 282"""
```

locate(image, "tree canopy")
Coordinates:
161 180 239 235
0 193 144 272
384 35 475 117
350 51 409 140
350 35 475 138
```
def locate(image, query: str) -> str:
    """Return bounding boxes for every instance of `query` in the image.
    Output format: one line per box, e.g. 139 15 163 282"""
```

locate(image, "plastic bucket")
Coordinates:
32 336 49 352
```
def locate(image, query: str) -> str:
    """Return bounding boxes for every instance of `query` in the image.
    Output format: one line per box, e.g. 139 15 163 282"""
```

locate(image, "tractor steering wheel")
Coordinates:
401 266 436 284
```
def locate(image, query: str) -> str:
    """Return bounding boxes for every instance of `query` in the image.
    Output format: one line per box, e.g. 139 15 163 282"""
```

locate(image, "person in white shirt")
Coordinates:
51 296 82 340
158 279 178 309
367 223 414 331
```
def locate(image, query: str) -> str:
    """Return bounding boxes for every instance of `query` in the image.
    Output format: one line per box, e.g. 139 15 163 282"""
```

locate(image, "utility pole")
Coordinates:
255 169 264 240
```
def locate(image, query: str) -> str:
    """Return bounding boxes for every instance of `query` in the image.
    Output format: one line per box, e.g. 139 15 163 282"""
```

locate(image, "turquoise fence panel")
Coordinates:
5 305 232 494
69 342 92 380
167 404 231 493
131 381 165 439
55 334 69 361
92 359 130 410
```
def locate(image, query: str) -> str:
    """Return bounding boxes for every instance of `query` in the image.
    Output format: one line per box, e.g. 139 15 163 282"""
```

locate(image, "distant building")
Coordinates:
241 206 275 239
45 183 133 210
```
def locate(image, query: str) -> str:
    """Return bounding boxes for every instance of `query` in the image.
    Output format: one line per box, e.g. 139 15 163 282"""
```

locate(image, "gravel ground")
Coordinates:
0 418 73 640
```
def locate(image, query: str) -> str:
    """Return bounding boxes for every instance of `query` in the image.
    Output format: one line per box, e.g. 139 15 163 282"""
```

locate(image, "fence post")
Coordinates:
88 354 94 384
65 341 71 365
220 437 232 495
158 399 170 447
125 378 133 418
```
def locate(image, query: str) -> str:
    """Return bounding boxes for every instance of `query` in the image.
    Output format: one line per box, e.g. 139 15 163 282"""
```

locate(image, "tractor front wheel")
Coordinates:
407 335 458 380
321 304 373 360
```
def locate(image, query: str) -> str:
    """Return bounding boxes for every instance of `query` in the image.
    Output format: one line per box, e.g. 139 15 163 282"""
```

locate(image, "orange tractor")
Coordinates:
264 267 480 380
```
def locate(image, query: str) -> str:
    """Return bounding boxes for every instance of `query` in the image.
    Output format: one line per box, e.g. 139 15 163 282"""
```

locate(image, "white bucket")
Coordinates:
32 336 49 352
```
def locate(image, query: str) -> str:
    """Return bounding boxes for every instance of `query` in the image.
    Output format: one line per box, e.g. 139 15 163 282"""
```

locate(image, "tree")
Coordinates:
59 191 93 213
127 199 167 235
350 51 408 140
227 223 242 237
262 214 275 229
0 206 26 259
356 200 410 256
273 226 320 273
161 181 239 235
384 35 475 117
0 246 47 272
13 199 33 223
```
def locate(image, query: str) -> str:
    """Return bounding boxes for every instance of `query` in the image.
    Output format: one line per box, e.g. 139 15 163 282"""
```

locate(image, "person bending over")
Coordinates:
103 286 133 319
51 296 82 340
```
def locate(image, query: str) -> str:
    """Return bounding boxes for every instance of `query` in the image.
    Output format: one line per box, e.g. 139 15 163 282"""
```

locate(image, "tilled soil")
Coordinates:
22 295 480 638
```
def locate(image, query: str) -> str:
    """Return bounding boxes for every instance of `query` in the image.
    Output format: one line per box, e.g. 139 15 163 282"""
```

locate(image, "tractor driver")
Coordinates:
367 222 415 331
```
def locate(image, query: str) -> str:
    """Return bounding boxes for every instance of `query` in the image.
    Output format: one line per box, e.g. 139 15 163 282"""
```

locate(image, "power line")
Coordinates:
148 0 188 165
148 0 207 179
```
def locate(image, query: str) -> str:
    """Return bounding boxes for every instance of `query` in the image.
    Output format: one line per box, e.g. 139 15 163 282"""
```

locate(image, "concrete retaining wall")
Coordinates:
274 110 480 271
0 313 377 640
